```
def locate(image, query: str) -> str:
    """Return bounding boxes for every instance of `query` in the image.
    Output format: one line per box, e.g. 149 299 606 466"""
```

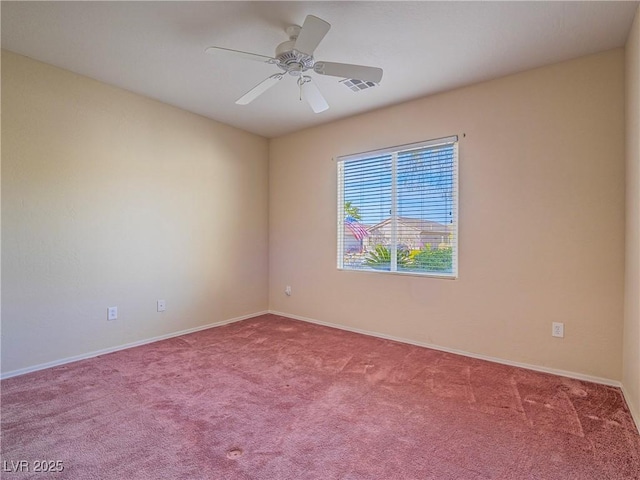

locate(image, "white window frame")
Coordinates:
337 135 459 279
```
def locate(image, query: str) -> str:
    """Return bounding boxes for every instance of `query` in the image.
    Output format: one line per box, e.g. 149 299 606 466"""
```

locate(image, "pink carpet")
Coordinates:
2 314 639 479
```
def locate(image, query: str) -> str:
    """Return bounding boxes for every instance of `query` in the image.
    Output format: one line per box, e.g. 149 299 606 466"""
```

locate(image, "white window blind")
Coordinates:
337 136 458 277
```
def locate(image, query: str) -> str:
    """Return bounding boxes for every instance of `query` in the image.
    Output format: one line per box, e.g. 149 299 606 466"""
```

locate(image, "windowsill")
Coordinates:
337 267 458 280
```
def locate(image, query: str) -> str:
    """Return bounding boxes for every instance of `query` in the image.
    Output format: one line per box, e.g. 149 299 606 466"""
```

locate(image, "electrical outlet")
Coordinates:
107 306 118 321
552 322 564 338
157 300 166 312
285 286 292 296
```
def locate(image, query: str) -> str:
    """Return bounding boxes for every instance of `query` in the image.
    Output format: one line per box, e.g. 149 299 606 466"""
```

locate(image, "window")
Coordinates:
337 136 458 277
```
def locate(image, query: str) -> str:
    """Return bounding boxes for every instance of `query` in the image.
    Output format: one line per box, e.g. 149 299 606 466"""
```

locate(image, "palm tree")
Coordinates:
344 201 362 221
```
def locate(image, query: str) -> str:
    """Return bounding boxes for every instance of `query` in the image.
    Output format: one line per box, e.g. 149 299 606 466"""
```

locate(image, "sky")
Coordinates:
342 144 456 226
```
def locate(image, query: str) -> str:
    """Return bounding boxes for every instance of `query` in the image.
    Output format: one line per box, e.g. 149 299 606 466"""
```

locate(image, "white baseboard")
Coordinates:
0 311 269 380
268 310 622 388
621 383 640 433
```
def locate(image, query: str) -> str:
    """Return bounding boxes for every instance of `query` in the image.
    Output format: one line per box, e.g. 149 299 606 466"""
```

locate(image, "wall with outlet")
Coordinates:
269 49 625 380
1 51 269 374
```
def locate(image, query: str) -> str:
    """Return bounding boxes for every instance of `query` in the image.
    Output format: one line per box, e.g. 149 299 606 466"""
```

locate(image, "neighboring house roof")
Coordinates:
368 217 451 234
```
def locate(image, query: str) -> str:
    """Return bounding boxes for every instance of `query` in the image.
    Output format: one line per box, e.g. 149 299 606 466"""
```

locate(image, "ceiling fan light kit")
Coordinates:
206 14 383 113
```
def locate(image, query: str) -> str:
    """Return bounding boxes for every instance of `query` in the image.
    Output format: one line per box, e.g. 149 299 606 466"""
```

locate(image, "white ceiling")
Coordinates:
2 1 638 138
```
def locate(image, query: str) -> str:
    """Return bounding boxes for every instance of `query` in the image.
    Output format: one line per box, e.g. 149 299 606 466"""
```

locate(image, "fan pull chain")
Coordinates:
298 75 311 102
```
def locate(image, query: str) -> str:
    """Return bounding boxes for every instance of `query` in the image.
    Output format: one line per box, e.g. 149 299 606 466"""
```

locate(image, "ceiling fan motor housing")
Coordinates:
275 32 314 75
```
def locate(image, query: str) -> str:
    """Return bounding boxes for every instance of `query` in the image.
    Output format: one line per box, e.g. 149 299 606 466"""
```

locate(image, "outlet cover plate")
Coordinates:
552 322 564 338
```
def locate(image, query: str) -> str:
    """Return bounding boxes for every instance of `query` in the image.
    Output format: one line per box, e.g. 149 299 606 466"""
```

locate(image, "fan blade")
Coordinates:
302 78 329 113
236 74 283 105
205 46 276 64
293 15 331 56
314 61 383 83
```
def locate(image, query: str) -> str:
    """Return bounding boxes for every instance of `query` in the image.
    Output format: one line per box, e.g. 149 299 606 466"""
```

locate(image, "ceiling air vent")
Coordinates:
340 78 378 92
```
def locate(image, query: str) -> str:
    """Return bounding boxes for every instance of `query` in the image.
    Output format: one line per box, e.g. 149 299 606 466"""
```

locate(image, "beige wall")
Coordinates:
1 51 270 374
624 6 640 426
270 49 626 380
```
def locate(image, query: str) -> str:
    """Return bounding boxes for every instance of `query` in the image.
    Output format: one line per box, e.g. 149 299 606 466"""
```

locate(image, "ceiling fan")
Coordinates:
205 15 383 113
